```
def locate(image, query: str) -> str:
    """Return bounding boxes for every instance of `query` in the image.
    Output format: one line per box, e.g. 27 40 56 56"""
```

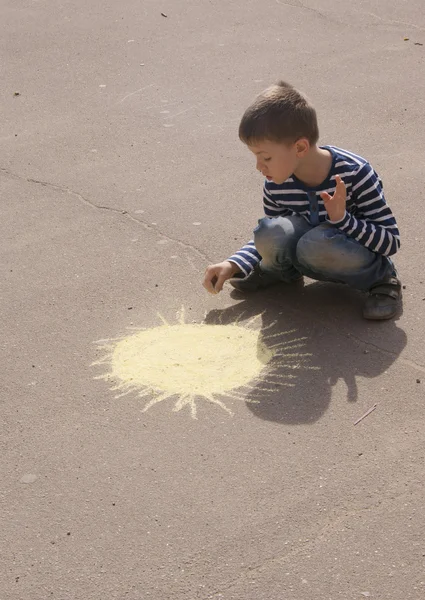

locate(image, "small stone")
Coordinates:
402 285 406 289
128 307 133 310
20 474 37 484
416 379 421 384
67 532 71 536
363 350 369 354
155 284 158 287
161 12 167 17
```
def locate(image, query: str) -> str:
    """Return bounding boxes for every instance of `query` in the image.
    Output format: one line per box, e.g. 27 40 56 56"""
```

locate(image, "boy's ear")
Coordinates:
295 138 310 157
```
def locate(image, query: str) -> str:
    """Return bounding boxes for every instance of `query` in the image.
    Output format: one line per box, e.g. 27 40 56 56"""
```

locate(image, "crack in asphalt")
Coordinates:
204 479 423 599
276 0 326 18
275 0 425 31
347 333 425 374
0 167 212 263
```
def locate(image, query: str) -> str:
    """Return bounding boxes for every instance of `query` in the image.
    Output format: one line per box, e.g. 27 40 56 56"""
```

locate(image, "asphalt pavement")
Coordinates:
1 1 425 599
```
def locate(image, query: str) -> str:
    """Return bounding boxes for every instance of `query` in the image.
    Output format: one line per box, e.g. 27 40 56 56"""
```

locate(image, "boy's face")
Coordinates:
248 139 301 184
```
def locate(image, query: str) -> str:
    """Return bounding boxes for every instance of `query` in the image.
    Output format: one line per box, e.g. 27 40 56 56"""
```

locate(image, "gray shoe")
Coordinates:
229 265 302 292
363 276 402 320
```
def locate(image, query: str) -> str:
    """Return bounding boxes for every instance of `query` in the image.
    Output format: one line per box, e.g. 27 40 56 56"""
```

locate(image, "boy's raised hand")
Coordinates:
203 261 241 294
320 175 347 222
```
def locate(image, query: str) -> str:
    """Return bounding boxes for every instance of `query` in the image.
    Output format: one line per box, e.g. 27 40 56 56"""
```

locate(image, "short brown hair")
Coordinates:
239 81 319 146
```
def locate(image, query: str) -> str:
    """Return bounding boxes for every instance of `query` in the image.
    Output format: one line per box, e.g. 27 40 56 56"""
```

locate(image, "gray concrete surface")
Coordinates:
1 1 425 599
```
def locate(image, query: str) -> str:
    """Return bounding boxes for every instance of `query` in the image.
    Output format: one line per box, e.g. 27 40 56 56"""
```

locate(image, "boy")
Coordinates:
202 81 402 320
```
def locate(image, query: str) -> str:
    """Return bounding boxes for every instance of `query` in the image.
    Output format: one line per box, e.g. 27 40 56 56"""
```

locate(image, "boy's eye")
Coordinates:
264 158 271 162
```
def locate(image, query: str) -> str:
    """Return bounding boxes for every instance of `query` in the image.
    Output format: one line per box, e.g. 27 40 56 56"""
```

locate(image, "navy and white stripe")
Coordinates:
229 146 400 276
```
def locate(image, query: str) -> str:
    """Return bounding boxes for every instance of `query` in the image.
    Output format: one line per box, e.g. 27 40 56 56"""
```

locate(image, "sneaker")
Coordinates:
363 276 402 320
229 265 302 292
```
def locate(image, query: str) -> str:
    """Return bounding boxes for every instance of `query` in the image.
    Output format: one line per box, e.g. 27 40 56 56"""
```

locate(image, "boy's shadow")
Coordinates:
204 281 407 424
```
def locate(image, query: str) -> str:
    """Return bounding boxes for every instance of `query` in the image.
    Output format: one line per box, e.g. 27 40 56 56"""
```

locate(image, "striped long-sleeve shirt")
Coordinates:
228 146 400 276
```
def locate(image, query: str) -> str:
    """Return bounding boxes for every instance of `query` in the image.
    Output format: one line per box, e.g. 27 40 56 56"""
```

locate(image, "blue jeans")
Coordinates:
254 216 394 291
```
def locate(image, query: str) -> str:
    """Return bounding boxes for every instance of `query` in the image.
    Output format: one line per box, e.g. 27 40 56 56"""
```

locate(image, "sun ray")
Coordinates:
273 351 312 358
92 357 112 367
157 313 170 326
225 392 248 401
260 319 279 332
202 394 234 415
172 394 200 419
246 313 264 328
263 373 297 379
262 329 298 339
254 383 295 391
245 398 261 405
142 392 174 413
269 343 307 352
234 311 246 324
266 336 307 346
173 393 190 412
114 387 138 399
137 388 157 398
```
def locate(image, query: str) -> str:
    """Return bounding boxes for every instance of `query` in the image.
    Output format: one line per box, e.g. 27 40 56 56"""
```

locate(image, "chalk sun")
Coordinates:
93 308 313 418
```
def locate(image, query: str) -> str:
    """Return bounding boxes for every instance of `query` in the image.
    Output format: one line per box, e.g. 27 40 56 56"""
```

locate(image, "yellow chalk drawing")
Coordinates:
93 308 313 419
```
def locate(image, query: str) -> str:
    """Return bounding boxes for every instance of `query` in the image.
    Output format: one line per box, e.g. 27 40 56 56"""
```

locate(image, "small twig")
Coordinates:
354 403 377 426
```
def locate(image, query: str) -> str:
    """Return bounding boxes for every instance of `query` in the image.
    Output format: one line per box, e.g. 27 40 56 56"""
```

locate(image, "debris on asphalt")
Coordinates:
19 474 37 484
354 403 377 426
414 42 423 46
14 91 20 96
161 12 167 17
416 379 421 383
404 37 409 41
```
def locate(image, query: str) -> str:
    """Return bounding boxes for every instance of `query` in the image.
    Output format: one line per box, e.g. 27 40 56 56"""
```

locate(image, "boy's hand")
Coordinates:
203 261 241 294
320 175 347 222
